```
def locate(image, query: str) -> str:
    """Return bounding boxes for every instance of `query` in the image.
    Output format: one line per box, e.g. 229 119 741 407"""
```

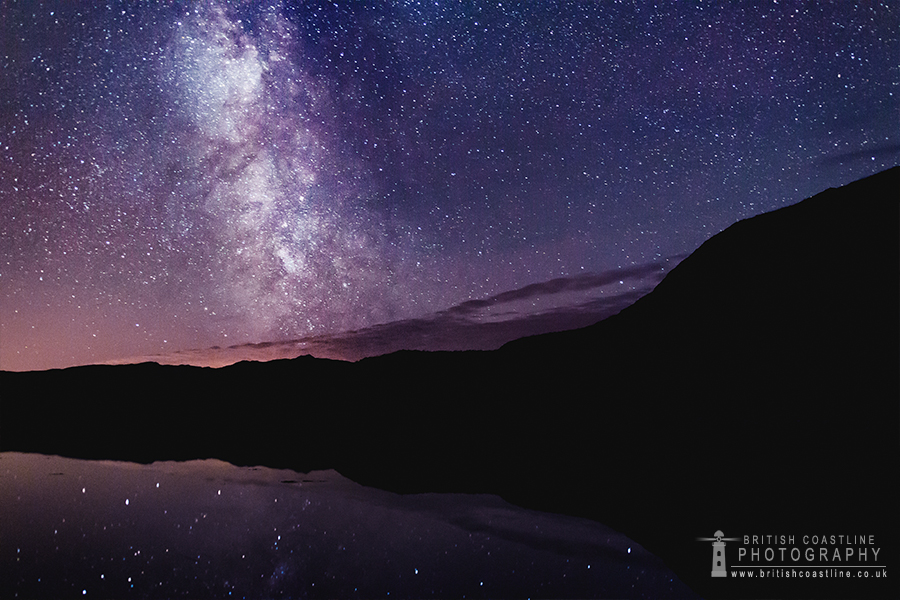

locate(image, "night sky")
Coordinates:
1 1 898 372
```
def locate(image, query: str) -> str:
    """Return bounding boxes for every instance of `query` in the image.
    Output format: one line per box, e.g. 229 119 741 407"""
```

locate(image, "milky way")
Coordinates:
160 3 410 339
1 1 897 371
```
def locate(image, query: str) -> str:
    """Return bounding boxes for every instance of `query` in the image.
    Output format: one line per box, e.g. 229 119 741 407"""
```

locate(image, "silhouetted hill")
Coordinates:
492 166 899 596
2 167 898 599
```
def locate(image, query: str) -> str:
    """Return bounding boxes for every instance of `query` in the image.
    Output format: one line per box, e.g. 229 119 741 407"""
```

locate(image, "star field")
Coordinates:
1 1 897 371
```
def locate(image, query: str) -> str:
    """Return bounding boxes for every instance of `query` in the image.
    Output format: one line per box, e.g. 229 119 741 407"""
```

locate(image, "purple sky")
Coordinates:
1 1 897 371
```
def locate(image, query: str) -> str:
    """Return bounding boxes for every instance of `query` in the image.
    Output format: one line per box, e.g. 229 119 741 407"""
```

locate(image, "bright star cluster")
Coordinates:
1 1 897 371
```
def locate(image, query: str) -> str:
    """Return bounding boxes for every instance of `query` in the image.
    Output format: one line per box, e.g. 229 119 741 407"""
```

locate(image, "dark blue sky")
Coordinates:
1 1 898 371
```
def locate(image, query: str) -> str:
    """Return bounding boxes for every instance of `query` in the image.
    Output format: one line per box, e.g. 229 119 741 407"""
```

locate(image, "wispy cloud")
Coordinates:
108 259 682 367
440 262 671 320
818 143 900 167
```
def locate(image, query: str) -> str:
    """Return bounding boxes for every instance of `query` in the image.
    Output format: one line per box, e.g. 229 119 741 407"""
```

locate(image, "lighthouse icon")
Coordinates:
697 531 740 577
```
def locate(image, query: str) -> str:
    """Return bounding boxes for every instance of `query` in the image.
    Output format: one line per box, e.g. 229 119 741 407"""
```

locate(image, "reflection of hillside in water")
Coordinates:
0 452 698 599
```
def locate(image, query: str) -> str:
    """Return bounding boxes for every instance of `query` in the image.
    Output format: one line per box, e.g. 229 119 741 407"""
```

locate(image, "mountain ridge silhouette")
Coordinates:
2 166 898 599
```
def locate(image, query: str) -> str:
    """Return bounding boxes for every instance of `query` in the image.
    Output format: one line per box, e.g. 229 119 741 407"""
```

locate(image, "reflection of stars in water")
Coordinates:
0 454 694 598
0 2 897 371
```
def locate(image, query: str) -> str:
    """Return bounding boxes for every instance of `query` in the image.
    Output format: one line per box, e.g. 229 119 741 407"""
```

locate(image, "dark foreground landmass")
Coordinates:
2 167 898 599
